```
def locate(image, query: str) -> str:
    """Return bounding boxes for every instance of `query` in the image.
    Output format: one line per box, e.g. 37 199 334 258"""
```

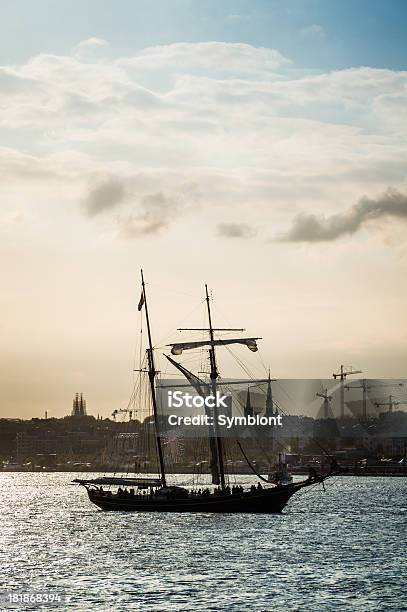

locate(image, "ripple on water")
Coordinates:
0 473 405 611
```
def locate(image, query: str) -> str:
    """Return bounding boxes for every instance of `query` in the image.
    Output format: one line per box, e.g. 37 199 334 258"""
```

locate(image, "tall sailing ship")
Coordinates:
74 271 339 512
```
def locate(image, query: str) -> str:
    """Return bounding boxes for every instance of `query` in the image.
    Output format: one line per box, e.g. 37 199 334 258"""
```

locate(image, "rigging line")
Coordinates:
145 281 203 300
274 380 300 407
223 345 271 405
222 342 261 384
209 297 252 335
222 356 294 416
298 472 339 496
227 342 269 387
215 379 288 458
323 476 341 490
147 296 206 350
211 365 292 458
236 441 271 484
248 434 275 466
215 328 268 380
256 349 272 378
211 302 271 381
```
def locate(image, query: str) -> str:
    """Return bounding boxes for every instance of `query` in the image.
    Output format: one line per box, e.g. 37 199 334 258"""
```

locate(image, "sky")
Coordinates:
1 0 407 418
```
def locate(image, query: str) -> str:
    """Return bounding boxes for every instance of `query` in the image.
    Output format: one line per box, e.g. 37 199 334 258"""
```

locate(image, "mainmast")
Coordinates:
163 354 221 486
167 287 261 489
141 270 167 487
205 284 226 490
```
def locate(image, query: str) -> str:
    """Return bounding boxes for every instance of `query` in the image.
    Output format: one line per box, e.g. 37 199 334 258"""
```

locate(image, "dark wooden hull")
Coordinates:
86 483 308 513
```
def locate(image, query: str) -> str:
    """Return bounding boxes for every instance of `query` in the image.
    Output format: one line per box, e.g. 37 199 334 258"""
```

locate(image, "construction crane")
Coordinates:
374 394 407 414
111 408 134 421
333 365 362 419
316 388 333 419
345 380 403 420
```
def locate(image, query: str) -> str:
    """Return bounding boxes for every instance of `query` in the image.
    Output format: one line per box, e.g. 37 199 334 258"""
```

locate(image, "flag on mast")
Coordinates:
138 292 145 311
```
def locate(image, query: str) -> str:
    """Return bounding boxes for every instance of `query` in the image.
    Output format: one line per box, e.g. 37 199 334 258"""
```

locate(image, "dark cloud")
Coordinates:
82 177 126 217
82 177 186 237
217 223 257 239
117 193 180 238
278 188 407 242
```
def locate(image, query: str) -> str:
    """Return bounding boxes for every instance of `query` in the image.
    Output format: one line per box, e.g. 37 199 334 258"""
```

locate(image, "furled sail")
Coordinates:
168 337 261 355
164 354 209 397
163 354 220 485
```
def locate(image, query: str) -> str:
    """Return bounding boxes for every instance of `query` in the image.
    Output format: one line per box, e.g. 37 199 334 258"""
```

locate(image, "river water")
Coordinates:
0 473 405 611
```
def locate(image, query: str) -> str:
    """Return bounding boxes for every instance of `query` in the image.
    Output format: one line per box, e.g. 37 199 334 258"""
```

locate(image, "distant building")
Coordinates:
72 393 87 417
16 431 58 457
109 433 140 456
16 429 105 460
360 434 407 456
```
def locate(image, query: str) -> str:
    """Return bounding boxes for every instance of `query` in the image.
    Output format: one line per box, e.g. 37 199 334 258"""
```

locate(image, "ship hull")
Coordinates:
86 483 306 513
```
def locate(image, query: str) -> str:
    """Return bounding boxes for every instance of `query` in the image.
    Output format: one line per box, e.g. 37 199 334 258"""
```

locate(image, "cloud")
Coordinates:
0 68 40 95
117 193 180 238
278 188 407 242
118 42 290 75
217 223 257 239
73 37 110 59
81 175 187 237
1 41 407 244
82 177 126 217
77 37 109 50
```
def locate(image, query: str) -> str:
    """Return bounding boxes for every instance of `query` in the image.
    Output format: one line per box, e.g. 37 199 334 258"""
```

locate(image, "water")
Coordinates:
0 473 405 611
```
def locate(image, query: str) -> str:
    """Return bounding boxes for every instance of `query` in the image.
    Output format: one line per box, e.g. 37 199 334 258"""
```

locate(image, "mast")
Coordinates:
166 287 261 488
141 269 167 487
205 284 226 490
163 354 220 485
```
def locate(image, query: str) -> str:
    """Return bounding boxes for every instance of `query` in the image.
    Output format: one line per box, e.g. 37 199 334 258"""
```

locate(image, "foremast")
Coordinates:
141 270 167 488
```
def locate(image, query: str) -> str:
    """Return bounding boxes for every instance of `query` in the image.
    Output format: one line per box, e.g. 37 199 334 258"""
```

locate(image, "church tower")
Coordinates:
265 370 276 417
72 392 87 417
